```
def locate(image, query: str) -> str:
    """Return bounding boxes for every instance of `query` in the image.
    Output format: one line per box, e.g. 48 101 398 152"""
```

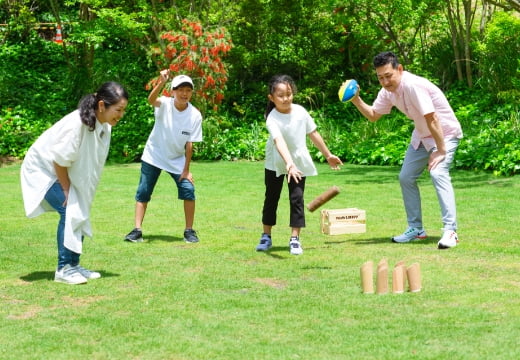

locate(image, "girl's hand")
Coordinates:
326 155 343 170
286 163 303 184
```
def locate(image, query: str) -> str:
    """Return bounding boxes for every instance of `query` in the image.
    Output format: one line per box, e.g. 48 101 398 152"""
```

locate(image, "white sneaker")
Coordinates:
74 265 101 279
289 237 303 255
438 230 459 249
391 227 427 243
54 264 88 285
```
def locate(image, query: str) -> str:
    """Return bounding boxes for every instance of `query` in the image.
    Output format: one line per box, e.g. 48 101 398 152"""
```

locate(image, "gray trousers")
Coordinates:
399 138 459 231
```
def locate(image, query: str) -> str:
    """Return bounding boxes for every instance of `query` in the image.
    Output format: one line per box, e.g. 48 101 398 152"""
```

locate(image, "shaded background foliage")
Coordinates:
0 0 519 175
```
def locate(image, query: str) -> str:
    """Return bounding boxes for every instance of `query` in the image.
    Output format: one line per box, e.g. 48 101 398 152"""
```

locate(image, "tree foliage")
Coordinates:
477 11 520 99
1 0 519 174
149 19 232 113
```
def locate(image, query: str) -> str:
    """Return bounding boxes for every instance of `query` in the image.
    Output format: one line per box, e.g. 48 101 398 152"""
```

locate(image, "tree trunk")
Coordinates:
445 0 464 82
463 0 474 87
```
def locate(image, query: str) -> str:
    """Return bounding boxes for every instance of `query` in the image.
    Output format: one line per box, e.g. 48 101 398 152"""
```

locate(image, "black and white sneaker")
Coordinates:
184 229 200 243
289 236 303 255
125 228 143 243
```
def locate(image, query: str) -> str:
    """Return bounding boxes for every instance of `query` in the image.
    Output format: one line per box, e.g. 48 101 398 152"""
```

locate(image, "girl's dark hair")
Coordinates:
264 74 297 120
78 81 129 131
373 51 400 69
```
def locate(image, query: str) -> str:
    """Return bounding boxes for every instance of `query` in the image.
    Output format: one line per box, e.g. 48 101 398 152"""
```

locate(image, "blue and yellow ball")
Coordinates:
338 79 358 102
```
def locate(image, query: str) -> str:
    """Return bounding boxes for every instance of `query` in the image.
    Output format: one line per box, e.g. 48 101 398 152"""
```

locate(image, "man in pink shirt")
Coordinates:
351 51 463 249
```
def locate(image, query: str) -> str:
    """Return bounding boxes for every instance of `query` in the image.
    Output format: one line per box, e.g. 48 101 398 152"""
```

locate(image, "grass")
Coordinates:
1 160 520 359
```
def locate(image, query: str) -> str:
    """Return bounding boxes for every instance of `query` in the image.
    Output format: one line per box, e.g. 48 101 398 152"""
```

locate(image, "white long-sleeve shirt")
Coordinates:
21 110 111 254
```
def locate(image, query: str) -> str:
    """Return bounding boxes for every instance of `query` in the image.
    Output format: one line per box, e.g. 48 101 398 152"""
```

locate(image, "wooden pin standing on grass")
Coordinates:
307 186 340 212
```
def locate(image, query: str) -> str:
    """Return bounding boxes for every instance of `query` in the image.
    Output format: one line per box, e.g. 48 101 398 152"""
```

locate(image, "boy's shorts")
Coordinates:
135 161 195 202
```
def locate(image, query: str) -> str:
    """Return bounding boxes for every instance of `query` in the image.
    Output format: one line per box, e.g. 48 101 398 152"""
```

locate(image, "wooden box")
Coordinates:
321 208 366 235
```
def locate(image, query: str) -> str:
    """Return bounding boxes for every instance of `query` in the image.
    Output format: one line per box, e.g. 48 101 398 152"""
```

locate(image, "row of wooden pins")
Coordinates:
360 259 421 294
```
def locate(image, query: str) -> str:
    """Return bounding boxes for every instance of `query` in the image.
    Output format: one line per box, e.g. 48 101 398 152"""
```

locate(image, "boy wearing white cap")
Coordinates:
125 69 203 243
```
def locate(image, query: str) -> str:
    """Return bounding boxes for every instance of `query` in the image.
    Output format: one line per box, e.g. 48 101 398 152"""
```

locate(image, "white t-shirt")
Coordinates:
372 71 463 151
265 104 318 177
20 110 111 254
141 96 203 174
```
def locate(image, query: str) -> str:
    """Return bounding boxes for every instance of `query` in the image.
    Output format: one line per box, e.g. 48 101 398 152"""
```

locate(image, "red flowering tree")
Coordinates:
148 19 232 112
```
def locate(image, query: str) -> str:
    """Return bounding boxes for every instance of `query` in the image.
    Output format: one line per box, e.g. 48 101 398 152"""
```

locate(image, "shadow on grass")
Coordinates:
144 234 184 243
352 237 440 246
258 245 337 259
328 164 514 190
20 270 120 282
328 166 398 185
256 246 290 259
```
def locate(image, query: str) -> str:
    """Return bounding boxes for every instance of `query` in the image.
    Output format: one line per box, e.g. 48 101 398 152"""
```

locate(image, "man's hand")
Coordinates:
428 150 446 171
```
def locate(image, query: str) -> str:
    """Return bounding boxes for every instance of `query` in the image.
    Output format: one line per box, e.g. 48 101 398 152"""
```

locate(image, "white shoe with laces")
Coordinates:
74 265 101 279
289 237 303 255
438 230 459 249
54 264 88 285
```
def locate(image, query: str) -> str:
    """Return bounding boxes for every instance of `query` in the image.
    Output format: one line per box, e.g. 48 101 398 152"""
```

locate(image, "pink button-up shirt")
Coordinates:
372 71 463 151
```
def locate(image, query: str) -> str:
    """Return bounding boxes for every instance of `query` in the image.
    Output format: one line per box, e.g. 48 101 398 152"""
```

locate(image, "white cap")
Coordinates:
171 75 194 89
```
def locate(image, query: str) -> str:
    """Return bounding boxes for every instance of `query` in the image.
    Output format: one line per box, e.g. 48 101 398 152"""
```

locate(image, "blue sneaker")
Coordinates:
256 233 272 251
391 227 427 243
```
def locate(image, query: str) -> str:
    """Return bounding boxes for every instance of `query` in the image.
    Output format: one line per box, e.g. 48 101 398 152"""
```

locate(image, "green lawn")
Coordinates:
1 161 519 359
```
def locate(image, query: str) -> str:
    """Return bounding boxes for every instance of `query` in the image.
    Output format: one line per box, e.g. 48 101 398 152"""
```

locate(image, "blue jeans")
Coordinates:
44 182 81 270
135 161 195 202
399 139 459 231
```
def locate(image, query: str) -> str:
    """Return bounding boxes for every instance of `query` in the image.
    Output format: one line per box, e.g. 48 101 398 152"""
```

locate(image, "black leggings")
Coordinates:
262 169 306 228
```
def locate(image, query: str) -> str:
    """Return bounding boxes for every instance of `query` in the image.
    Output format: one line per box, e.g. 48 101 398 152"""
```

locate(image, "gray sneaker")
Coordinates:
184 229 200 243
54 264 88 285
391 227 427 243
256 233 272 251
125 228 143 243
74 265 101 279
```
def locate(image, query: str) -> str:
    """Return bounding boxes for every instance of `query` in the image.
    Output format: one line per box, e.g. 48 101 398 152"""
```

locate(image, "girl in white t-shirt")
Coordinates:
21 82 128 285
256 74 343 255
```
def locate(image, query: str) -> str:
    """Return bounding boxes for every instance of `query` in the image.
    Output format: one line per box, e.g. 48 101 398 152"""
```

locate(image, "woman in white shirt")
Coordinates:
256 74 343 255
21 82 128 285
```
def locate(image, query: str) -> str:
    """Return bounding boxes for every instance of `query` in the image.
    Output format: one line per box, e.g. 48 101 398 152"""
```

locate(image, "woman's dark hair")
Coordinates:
373 51 400 69
264 74 297 120
78 81 129 131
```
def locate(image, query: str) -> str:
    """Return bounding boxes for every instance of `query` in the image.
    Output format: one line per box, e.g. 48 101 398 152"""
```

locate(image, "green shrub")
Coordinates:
196 112 268 161
108 96 154 163
477 12 520 99
0 106 51 157
0 36 71 115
